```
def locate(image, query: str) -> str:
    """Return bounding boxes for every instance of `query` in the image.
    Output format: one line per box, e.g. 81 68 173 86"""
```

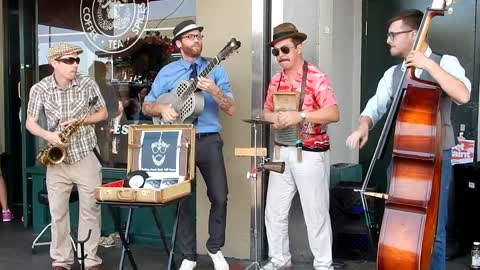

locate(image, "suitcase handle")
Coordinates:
117 189 136 201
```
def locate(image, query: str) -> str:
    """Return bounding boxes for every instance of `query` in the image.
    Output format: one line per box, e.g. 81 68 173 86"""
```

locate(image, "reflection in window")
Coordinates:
36 0 195 168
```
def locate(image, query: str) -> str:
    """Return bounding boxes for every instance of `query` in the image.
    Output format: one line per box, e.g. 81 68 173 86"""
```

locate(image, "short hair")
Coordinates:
387 9 423 30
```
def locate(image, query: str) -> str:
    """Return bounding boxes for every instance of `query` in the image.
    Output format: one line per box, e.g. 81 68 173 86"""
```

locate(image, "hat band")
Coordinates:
272 30 296 41
174 24 203 40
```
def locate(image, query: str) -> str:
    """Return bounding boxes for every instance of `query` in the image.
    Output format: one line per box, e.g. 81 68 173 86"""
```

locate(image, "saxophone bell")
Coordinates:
47 145 66 164
37 144 66 166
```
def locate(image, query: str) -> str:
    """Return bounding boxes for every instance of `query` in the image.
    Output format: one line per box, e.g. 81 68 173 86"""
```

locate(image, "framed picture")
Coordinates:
127 124 196 187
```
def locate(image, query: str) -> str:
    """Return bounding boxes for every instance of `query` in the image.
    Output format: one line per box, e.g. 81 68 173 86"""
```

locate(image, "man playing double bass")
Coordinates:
346 9 471 270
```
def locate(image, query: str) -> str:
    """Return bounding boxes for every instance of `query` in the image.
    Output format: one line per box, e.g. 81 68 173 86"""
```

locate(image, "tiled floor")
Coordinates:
0 218 472 269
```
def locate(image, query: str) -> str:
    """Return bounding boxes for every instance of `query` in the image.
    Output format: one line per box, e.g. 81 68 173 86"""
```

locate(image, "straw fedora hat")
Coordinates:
268 22 307 47
172 20 204 42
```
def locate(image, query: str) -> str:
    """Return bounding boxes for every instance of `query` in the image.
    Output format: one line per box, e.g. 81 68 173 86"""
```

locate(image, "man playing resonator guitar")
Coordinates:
142 20 237 270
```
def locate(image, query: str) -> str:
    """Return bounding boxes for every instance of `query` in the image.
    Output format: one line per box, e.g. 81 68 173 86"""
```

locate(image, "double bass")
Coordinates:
357 1 454 269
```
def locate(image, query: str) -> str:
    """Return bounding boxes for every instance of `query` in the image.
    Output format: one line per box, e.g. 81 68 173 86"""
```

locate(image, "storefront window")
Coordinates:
36 0 195 168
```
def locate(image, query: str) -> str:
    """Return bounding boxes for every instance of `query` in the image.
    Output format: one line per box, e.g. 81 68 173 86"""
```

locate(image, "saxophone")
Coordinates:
37 96 99 166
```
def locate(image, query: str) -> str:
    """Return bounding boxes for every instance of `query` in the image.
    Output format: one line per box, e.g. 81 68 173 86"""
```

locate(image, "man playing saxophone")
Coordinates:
26 43 107 270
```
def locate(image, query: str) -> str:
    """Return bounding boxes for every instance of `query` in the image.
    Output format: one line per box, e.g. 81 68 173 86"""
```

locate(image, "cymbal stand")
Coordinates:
236 118 282 270
245 120 262 270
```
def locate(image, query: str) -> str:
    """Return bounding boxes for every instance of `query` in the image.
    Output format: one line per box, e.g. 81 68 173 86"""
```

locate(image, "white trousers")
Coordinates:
265 146 333 269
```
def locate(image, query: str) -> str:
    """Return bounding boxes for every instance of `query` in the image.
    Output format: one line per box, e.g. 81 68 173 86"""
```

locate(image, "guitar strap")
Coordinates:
274 61 308 162
296 61 308 162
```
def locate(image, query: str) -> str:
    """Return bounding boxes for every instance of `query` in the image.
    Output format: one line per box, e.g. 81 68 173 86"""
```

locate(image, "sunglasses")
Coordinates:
271 45 296 56
56 57 80 65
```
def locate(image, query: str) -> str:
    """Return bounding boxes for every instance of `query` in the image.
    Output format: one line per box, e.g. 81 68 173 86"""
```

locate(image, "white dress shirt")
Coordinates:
361 47 472 127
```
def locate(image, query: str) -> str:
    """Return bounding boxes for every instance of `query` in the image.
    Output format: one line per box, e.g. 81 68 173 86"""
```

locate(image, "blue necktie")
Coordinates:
190 63 197 80
190 63 199 125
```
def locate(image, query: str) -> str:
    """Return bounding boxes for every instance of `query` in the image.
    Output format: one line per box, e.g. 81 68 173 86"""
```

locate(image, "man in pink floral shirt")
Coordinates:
261 22 339 270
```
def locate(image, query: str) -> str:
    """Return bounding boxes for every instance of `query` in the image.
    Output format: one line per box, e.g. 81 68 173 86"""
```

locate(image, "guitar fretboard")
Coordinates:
180 57 220 101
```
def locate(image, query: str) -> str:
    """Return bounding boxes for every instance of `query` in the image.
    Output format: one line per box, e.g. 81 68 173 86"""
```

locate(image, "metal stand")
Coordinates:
74 229 92 270
97 200 184 270
31 223 77 254
236 117 284 270
245 120 262 270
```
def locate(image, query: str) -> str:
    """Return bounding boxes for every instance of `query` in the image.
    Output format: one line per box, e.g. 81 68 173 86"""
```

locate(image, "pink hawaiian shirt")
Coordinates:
263 63 337 149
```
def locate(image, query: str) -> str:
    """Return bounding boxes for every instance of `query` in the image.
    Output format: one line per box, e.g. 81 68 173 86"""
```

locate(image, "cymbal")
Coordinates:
242 118 273 125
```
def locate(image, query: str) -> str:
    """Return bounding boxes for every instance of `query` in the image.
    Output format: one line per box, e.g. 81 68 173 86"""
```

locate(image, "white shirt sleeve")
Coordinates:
361 53 472 127
439 54 472 95
360 65 397 126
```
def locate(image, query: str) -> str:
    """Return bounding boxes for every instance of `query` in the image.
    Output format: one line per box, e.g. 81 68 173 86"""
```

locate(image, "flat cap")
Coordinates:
47 43 83 62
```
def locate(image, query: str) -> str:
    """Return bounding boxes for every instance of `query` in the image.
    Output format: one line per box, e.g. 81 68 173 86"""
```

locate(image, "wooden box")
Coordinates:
96 124 195 203
273 92 298 113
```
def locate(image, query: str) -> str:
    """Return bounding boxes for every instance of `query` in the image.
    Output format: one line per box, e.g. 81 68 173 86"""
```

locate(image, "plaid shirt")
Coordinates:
27 75 106 164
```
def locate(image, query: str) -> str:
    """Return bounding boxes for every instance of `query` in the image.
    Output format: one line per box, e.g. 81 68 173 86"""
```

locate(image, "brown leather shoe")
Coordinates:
87 265 102 270
52 267 67 270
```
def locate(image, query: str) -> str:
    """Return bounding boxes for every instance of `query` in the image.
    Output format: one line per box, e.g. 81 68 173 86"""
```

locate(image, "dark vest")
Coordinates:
391 52 454 150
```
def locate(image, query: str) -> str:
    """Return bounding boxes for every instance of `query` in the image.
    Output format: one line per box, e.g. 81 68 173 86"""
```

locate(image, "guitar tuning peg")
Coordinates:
447 0 457 6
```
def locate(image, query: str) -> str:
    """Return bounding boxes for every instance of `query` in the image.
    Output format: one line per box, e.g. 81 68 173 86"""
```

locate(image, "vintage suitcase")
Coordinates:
95 124 195 203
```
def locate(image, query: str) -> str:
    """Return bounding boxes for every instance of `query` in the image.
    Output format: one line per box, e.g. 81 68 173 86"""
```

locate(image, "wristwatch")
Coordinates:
300 112 307 121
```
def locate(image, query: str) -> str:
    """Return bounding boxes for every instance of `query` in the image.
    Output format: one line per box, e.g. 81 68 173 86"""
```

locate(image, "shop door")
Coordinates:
2 0 35 225
18 0 37 226
3 0 21 209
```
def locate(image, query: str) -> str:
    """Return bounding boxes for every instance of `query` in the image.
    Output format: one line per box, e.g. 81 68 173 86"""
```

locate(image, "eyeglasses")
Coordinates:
387 30 414 40
181 34 204 41
56 57 80 65
271 45 296 56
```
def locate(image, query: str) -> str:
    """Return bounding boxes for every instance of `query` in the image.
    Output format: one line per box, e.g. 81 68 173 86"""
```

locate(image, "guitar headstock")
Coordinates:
217 38 241 61
431 0 456 11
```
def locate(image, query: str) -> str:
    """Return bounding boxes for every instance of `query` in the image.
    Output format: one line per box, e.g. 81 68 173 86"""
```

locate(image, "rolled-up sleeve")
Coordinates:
360 66 396 126
313 75 337 108
27 86 43 119
440 55 472 94
145 68 170 103
213 65 233 99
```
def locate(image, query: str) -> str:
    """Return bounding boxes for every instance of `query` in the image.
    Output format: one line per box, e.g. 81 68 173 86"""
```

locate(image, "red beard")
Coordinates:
182 43 202 58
